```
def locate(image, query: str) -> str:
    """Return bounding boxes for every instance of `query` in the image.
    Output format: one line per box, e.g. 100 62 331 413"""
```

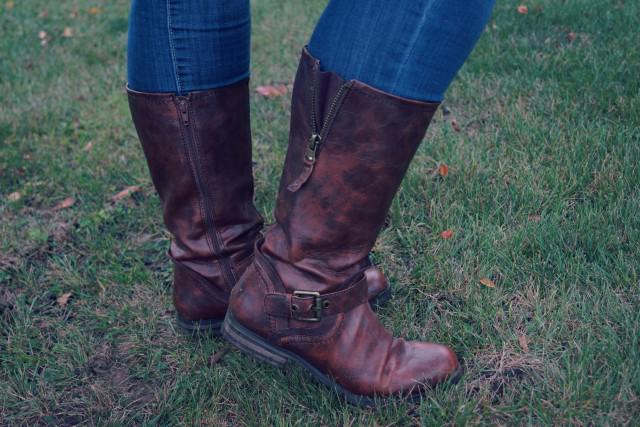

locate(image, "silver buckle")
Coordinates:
292 290 323 322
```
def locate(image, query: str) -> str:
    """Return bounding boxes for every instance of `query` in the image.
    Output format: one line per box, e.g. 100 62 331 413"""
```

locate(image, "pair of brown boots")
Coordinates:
128 48 460 406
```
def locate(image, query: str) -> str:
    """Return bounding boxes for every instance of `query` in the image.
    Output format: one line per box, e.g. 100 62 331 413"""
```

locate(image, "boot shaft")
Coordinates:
127 80 263 291
263 48 439 291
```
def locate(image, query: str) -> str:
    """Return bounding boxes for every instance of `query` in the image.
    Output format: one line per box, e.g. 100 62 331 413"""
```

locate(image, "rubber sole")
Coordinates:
176 314 223 336
222 311 464 408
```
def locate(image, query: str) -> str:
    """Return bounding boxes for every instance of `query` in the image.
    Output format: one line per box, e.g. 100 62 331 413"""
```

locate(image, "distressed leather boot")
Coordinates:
127 80 264 333
128 80 390 334
223 49 461 405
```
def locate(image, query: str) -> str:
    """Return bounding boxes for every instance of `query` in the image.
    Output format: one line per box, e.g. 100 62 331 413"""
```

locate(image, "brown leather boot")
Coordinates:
127 80 264 333
223 49 461 405
127 80 390 334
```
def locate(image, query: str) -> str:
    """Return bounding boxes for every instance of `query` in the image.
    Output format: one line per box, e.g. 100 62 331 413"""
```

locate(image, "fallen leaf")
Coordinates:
209 347 228 367
440 229 454 239
69 8 78 18
479 278 495 288
8 191 21 202
567 31 577 42
53 197 75 210
451 119 461 132
62 27 73 38
517 5 528 14
518 334 530 352
528 214 541 222
5 1 14 10
438 163 449 177
111 185 141 202
88 7 102 15
57 292 72 307
255 84 288 97
39 9 49 18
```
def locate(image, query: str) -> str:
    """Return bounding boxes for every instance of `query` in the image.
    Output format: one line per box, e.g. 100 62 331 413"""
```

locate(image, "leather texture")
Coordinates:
127 80 263 322
127 80 389 324
228 48 460 398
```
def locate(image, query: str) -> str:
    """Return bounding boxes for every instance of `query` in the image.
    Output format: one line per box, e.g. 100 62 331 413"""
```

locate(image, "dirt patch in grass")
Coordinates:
466 347 545 403
80 341 157 422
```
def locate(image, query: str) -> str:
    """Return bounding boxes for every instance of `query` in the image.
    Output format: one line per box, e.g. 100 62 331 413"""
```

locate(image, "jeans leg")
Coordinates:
127 0 251 94
308 0 496 102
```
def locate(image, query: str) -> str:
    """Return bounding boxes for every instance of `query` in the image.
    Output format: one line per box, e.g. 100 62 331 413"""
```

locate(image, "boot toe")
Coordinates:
410 342 461 389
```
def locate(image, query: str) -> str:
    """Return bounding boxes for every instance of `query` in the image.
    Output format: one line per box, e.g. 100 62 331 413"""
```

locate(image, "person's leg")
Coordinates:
126 0 263 334
127 0 251 94
308 0 496 102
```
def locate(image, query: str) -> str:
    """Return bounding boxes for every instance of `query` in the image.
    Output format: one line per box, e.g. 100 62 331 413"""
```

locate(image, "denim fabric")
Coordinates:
127 0 494 101
308 0 496 102
127 0 250 94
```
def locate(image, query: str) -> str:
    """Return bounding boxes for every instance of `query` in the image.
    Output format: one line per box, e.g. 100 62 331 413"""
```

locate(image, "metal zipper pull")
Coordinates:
286 134 321 192
305 134 321 163
178 98 189 126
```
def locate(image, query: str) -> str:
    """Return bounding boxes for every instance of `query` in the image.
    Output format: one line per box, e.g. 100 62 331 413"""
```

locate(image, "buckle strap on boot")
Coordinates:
264 275 368 322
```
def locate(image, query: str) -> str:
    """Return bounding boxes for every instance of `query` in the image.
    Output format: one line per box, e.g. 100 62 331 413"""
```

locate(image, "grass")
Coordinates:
1 0 638 425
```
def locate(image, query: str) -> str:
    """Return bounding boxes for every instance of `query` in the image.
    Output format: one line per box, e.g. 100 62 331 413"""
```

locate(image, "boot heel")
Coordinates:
176 314 223 336
222 312 288 368
370 288 392 309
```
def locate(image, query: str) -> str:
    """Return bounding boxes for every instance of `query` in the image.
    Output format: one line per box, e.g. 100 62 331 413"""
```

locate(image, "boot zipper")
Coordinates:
305 82 352 164
176 97 237 288
287 76 353 192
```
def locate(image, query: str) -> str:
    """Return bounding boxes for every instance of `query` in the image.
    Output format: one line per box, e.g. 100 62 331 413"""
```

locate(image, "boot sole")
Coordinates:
176 314 223 336
222 311 462 407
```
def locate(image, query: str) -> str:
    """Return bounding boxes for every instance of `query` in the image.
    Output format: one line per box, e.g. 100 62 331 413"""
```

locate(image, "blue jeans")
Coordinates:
127 0 251 94
127 0 495 101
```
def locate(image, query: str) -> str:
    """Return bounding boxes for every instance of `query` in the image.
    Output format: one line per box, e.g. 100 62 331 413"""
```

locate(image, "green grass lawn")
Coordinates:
1 0 639 425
